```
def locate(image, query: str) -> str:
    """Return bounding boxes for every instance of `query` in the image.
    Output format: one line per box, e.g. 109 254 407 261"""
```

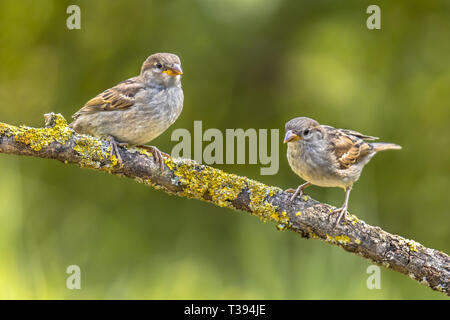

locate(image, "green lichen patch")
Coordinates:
136 147 153 158
326 234 352 245
0 114 117 170
398 238 422 253
73 134 117 170
164 156 175 170
406 239 420 252
273 211 291 231
109 155 119 168
0 123 8 134
1 114 72 151
171 158 245 206
309 232 321 239
171 158 284 224
347 214 361 225
434 284 445 293
134 177 157 189
247 181 283 223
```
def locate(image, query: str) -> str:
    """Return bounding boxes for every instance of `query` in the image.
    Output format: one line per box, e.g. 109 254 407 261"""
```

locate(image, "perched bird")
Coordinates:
70 52 184 169
284 117 401 226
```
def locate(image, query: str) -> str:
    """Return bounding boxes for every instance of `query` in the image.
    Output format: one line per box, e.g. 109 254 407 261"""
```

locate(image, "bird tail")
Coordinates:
372 142 402 152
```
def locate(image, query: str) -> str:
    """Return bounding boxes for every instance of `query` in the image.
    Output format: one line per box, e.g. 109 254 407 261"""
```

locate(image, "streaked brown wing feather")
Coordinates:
339 129 378 141
73 77 144 119
330 130 373 169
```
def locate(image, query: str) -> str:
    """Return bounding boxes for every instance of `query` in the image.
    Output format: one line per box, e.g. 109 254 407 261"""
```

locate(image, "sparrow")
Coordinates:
70 52 184 169
284 117 401 226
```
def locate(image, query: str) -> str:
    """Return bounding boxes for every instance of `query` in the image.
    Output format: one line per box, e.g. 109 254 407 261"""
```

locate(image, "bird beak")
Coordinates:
164 64 183 76
284 130 300 143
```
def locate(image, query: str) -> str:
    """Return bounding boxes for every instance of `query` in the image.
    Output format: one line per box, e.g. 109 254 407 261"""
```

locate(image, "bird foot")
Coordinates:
137 145 170 171
332 206 348 227
285 188 304 202
107 136 123 166
286 182 311 202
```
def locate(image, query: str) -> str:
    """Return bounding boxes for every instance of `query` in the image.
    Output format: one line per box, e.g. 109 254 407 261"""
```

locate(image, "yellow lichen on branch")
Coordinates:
0 114 72 151
0 113 449 296
167 157 285 224
72 133 116 169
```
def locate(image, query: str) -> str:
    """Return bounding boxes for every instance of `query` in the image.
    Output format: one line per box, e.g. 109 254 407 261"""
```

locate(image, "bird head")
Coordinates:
141 53 183 87
284 117 321 144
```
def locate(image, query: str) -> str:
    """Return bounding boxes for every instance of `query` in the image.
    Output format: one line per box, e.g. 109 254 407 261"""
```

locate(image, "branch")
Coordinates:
1 113 448 296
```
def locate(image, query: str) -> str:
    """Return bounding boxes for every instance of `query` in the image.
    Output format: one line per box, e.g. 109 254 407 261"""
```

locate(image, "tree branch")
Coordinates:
0 113 448 296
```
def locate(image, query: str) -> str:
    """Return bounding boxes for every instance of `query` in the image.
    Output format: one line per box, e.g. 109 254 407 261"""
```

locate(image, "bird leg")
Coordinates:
333 186 352 226
286 182 311 202
137 145 170 171
106 136 123 165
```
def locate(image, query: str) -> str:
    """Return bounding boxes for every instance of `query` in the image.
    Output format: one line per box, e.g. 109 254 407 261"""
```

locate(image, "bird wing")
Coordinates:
339 128 378 141
329 129 374 169
72 77 145 119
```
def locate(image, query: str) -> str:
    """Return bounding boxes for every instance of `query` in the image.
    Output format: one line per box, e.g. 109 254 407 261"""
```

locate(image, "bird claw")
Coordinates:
289 189 304 202
137 145 169 171
286 182 311 202
332 206 348 227
107 136 123 165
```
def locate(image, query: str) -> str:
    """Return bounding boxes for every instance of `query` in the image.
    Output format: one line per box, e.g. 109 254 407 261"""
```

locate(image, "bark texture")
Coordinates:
0 113 448 295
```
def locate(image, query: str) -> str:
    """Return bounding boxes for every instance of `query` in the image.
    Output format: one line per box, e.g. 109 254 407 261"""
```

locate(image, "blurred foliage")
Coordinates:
0 0 449 299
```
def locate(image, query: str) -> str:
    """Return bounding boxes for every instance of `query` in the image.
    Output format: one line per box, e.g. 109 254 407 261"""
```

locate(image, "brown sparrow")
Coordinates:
70 53 184 169
284 117 401 226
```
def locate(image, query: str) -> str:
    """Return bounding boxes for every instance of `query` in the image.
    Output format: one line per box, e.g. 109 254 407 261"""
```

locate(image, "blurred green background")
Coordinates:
0 0 449 299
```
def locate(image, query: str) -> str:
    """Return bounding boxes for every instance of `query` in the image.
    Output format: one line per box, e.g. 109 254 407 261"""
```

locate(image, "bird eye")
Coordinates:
303 129 310 136
156 63 163 69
